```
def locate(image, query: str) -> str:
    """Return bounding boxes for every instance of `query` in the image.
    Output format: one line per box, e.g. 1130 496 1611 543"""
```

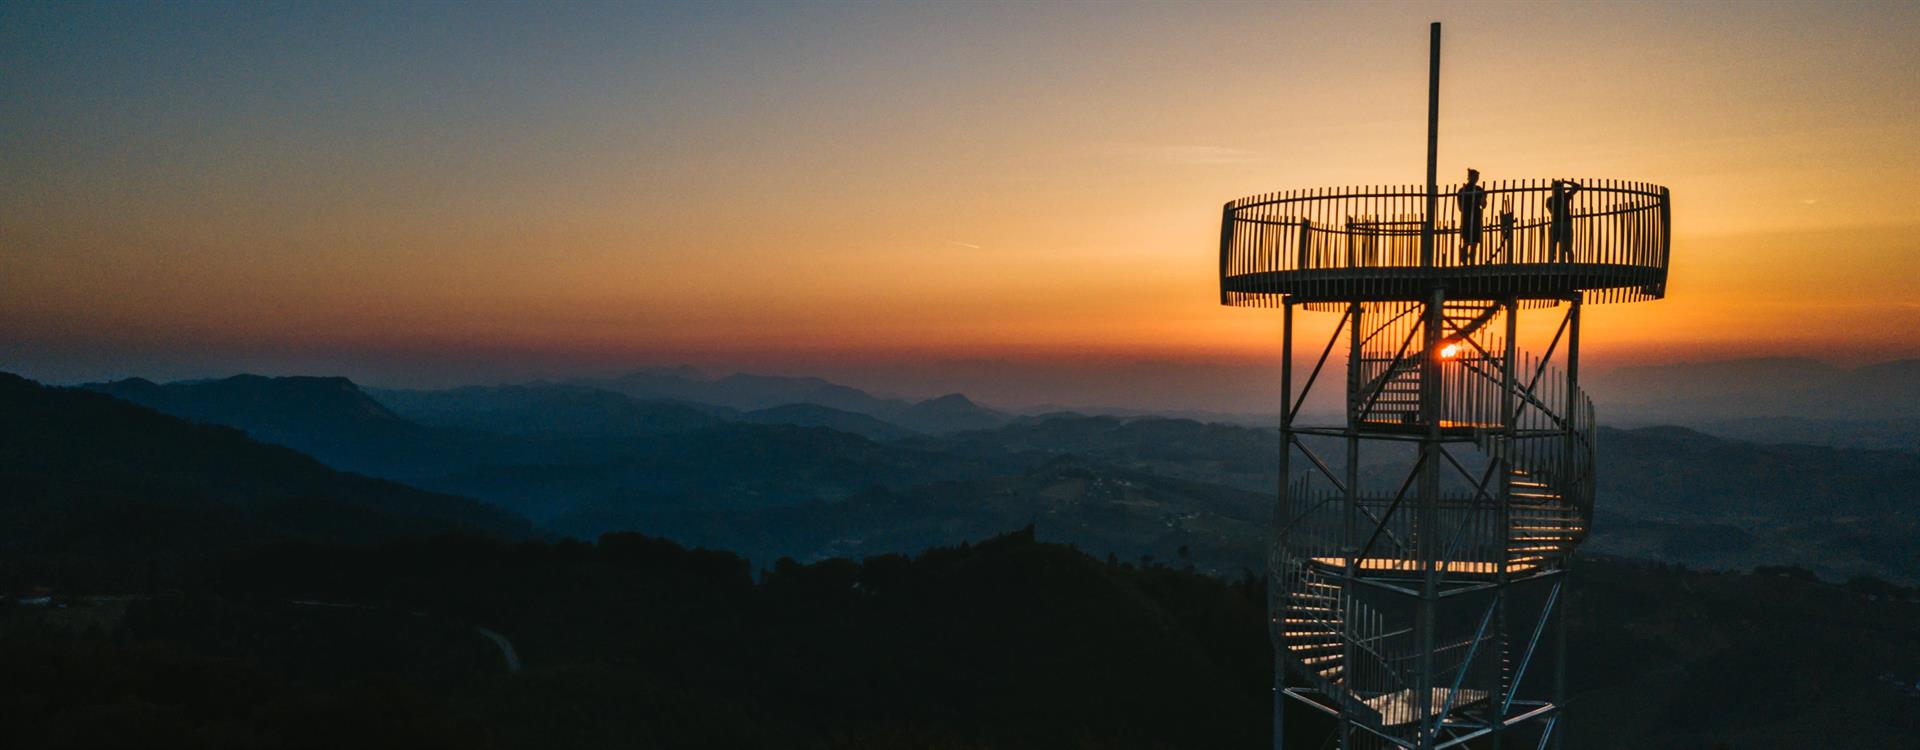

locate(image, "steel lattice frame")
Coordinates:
1216 23 1672 750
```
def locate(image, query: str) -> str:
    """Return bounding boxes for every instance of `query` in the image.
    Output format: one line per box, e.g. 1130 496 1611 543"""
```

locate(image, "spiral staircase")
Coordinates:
1271 300 1594 744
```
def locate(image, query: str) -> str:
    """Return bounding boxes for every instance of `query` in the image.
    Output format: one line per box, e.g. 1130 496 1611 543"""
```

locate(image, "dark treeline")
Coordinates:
2 529 1277 749
7 530 1920 749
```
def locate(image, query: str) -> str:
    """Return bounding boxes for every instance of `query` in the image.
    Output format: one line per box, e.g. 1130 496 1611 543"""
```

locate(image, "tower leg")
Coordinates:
1493 297 1518 750
1553 294 1581 750
1415 287 1444 748
1274 654 1287 750
1274 300 1294 750
1341 302 1361 750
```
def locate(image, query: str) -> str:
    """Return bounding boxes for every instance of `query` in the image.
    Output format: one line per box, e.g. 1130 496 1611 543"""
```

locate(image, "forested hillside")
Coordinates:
5 531 1915 749
0 374 527 589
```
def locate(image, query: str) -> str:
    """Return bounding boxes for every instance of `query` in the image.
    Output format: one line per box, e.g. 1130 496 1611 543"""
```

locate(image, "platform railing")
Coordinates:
1220 179 1669 305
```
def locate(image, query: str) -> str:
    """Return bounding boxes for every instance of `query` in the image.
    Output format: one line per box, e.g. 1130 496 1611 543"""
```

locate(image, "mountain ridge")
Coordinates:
0 372 528 575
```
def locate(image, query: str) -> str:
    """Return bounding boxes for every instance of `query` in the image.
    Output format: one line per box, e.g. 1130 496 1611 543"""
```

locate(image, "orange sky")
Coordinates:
2 2 1916 405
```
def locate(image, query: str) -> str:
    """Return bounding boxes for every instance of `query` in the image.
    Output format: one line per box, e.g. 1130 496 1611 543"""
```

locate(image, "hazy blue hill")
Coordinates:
630 454 1271 574
90 373 419 437
0 373 527 581
586 367 1013 434
83 373 487 481
370 384 729 440
70 370 1919 583
1592 356 1840 402
1695 415 1920 453
587 366 718 403
931 413 1920 583
1596 424 1920 518
888 392 1011 434
589 368 899 413
77 372 1020 531
1819 359 1920 412
1854 358 1920 388
938 412 1278 490
1591 358 1920 448
456 422 1024 532
740 403 919 441
708 372 888 412
1587 424 1920 582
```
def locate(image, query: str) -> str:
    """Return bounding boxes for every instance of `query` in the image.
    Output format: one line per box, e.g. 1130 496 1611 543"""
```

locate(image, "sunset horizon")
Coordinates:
7 2 1918 405
3 5 1917 748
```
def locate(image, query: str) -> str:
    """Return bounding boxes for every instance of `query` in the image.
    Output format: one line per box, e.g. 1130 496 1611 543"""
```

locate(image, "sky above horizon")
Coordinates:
4 1 1918 410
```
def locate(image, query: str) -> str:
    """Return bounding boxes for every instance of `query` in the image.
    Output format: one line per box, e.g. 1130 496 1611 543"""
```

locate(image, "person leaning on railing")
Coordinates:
1457 168 1487 264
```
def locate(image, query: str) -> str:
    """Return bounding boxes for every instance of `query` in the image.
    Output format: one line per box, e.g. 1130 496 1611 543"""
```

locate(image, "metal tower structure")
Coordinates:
1216 24 1672 750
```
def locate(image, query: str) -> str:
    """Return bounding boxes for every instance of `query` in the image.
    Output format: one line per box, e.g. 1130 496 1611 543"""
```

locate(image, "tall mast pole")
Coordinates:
1414 21 1443 746
1420 21 1440 269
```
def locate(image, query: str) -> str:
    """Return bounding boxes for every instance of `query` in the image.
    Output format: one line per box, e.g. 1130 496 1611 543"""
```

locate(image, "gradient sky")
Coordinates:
3 1 1917 409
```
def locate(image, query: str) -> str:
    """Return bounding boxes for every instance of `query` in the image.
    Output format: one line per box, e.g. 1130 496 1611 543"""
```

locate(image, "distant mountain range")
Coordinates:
82 373 1022 526
0 373 526 580
1587 357 1920 451
369 383 728 440
560 454 1273 574
737 403 918 441
579 368 1013 434
46 364 1920 584
85 375 497 484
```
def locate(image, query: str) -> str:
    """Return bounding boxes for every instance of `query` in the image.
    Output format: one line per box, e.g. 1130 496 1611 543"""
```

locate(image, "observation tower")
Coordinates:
1218 24 1671 750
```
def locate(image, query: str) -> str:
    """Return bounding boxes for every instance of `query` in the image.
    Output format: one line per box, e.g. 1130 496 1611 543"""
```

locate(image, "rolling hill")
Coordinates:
370 383 729 439
0 373 528 586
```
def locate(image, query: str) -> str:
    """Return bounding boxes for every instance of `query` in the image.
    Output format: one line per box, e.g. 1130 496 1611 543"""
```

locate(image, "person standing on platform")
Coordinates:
1457 169 1488 263
1497 197 1515 263
1548 179 1583 261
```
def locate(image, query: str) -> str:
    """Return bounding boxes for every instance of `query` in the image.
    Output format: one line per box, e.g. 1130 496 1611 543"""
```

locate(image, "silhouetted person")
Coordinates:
1457 168 1487 263
1297 217 1313 268
1498 197 1515 262
1548 180 1583 261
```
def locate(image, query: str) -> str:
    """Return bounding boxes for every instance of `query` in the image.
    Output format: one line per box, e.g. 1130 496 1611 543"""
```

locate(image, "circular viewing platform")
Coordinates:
1219 179 1669 306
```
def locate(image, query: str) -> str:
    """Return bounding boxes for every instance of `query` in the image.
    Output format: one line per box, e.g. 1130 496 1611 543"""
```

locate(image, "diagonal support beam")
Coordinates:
1356 452 1427 560
1292 435 1349 496
1289 306 1353 423
1502 580 1562 716
1524 308 1572 398
1429 594 1500 736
